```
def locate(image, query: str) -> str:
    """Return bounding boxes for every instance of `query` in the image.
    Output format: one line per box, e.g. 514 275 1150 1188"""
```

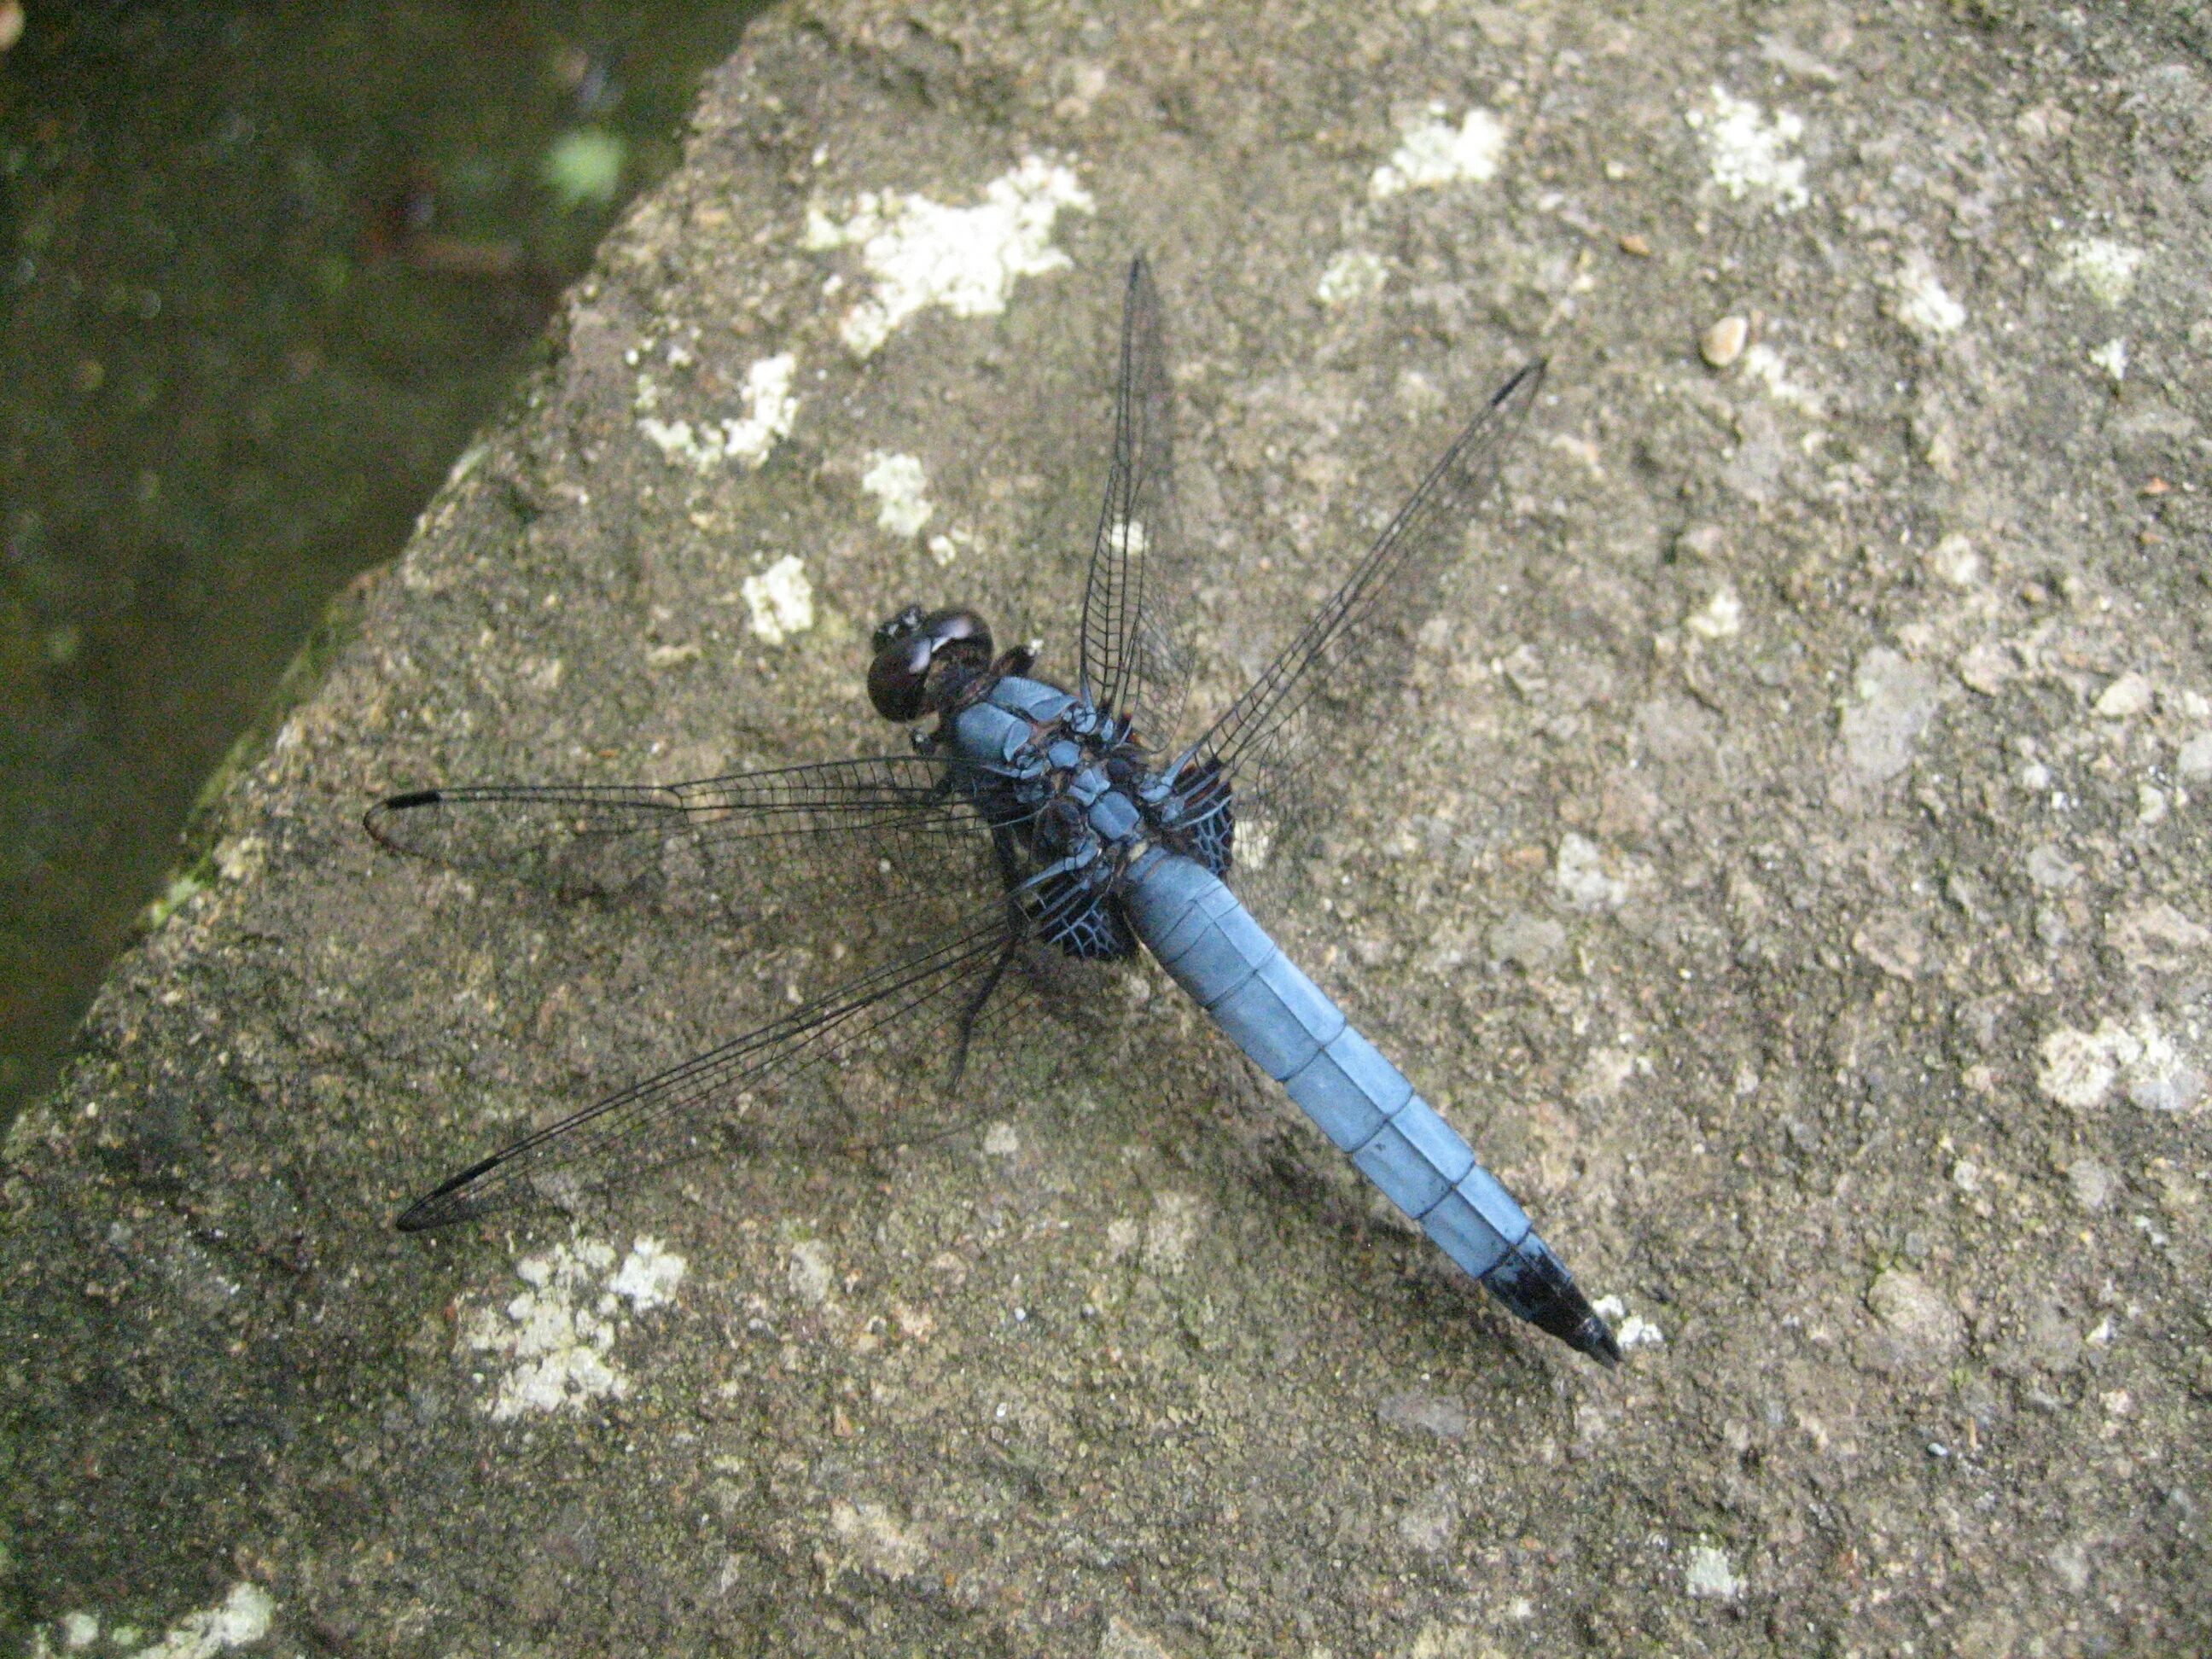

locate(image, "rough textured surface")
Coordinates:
5 2 2211 1653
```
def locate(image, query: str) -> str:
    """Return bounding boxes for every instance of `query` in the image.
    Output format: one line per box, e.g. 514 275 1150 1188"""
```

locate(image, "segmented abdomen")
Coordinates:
1121 851 1551 1296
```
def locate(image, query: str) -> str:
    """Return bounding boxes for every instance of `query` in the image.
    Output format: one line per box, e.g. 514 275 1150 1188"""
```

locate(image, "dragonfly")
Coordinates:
367 257 1621 1366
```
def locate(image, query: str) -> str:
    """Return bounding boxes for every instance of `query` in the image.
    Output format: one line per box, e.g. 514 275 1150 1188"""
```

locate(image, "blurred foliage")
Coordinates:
0 0 760 1124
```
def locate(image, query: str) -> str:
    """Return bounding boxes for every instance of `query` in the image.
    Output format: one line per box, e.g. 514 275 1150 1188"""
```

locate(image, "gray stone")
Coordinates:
1864 1268 1967 1377
4 3 2209 1653
1487 911 1566 972
2067 1157 2118 1213
2177 731 2212 780
1838 648 1941 790
1377 1390 1469 1441
2108 902 2210 974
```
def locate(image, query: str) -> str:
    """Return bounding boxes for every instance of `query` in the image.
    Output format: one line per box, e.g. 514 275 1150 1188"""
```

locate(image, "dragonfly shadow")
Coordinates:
1195 1057 1557 1370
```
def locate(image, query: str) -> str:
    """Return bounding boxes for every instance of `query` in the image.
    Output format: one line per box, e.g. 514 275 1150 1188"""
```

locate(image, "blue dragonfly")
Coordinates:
367 258 1620 1366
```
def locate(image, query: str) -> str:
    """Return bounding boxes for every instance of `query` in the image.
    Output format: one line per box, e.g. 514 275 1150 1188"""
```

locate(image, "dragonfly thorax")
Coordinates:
919 672 1234 960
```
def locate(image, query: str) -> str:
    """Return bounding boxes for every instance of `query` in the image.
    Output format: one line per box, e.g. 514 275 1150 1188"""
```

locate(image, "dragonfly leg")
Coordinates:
944 924 1021 1094
989 825 1027 892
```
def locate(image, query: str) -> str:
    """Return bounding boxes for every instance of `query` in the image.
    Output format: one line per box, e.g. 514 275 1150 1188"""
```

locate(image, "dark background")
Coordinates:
0 0 762 1127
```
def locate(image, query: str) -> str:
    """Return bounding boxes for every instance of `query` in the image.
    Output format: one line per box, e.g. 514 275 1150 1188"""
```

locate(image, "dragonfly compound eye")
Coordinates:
870 603 928 656
867 607 995 721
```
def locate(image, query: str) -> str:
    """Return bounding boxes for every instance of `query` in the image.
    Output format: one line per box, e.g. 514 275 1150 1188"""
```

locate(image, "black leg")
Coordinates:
945 925 1021 1094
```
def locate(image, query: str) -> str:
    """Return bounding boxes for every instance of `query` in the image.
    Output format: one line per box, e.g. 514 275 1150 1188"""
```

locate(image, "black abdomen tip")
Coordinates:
1482 1237 1624 1367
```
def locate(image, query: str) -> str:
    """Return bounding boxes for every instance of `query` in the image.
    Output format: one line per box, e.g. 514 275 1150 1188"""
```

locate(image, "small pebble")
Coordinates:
1674 522 1726 562
1701 314 1749 368
1866 1267 1966 1371
1618 231 1653 257
1685 1545 1743 1601
2094 672 2152 719
1926 532 1982 589
2025 843 2078 892
2067 1157 2117 1212
2174 731 2212 781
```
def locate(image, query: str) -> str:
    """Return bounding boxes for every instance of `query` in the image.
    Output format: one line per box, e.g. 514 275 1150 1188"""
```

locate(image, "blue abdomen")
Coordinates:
1122 851 1557 1303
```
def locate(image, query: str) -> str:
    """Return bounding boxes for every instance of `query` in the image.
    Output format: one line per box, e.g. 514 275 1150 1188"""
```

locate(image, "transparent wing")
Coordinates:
394 879 1095 1231
1075 255 1193 753
363 754 1004 925
1212 363 1540 928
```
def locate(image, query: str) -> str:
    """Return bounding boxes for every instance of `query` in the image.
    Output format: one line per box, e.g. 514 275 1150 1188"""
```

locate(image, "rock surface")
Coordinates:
5 2 2210 1653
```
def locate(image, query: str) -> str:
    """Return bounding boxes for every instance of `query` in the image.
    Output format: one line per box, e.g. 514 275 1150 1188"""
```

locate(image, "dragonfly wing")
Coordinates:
1191 360 1543 812
1075 255 1196 753
395 880 1093 1231
1176 364 1544 993
364 754 998 926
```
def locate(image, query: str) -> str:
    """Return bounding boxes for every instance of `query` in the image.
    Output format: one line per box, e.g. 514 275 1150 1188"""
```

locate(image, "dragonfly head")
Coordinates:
867 605 994 721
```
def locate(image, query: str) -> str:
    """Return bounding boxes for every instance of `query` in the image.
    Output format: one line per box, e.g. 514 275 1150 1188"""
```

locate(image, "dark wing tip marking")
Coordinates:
395 1152 503 1232
1494 357 1547 404
364 789 443 850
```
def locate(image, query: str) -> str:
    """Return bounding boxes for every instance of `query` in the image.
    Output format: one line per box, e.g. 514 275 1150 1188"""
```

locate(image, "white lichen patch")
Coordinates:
1686 582 1743 640
1105 517 1148 559
828 1499 927 1581
1740 343 1825 416
2039 1017 2205 1115
637 418 721 469
742 554 815 644
1685 1543 1745 1600
609 1235 687 1309
1895 254 1966 339
860 451 933 537
1926 533 1982 589
38 1582 277 1659
2058 236 2145 307
637 352 799 472
1316 247 1388 306
1686 86 1810 212
1369 105 1509 198
723 353 800 466
142 1584 275 1659
1555 832 1627 911
1592 1295 1667 1351
804 155 1094 357
460 1237 687 1421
